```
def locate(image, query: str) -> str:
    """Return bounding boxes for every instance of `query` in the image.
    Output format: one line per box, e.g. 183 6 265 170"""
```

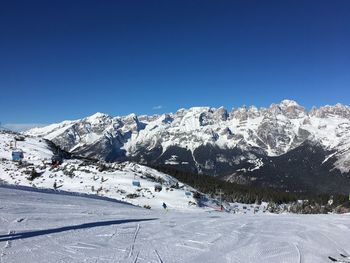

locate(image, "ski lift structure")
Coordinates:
132 174 141 187
132 180 141 187
185 191 192 197
12 150 24 162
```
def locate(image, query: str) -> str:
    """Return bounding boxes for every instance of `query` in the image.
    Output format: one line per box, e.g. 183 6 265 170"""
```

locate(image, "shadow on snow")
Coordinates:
0 218 157 242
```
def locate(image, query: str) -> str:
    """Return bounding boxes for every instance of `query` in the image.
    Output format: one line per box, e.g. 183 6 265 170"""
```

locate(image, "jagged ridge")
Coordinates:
26 100 350 194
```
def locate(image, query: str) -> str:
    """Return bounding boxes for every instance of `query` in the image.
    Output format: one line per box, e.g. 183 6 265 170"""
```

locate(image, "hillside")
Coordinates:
0 131 201 211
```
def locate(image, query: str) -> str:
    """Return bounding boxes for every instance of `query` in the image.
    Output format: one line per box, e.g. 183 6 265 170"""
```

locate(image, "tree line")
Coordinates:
153 165 349 209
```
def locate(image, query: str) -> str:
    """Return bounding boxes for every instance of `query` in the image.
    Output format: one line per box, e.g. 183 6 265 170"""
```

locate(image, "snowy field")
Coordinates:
1 187 350 263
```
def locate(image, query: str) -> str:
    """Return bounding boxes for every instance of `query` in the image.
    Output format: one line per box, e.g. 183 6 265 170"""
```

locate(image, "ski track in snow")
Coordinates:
154 249 164 263
128 224 140 258
0 187 350 262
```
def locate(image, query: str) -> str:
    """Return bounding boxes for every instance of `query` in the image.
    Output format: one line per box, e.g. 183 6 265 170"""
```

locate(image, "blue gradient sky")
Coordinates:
1 0 350 126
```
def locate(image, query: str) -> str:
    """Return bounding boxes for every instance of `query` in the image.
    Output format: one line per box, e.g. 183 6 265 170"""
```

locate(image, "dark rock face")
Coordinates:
224 141 350 194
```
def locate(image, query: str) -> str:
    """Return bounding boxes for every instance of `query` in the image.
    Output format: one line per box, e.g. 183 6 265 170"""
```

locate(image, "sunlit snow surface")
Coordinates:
0 187 350 263
0 132 201 211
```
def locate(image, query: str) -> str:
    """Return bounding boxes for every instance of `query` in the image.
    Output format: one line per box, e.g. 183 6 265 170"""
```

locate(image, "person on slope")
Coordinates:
162 202 167 210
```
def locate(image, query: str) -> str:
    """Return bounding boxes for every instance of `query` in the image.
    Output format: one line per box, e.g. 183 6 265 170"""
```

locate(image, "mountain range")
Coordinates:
26 100 350 194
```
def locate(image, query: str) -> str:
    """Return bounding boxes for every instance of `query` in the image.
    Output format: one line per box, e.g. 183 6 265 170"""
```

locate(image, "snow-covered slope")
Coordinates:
0 131 202 211
25 100 350 193
1 186 350 263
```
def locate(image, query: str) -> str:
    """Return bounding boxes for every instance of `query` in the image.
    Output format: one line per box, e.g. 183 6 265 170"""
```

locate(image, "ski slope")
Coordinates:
1 187 350 263
0 132 202 211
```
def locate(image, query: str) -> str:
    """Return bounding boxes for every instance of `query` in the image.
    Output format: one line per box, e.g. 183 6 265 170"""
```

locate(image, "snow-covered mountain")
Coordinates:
26 100 350 194
0 131 205 211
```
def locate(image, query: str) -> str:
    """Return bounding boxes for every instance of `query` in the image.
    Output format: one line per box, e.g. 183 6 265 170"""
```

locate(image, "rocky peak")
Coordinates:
138 114 159 123
247 106 260 118
280 99 300 107
232 105 248 121
266 100 306 119
84 112 113 127
311 103 350 119
213 107 228 121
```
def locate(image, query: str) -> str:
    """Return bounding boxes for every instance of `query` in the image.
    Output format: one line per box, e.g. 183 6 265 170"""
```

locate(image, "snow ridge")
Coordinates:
25 100 350 174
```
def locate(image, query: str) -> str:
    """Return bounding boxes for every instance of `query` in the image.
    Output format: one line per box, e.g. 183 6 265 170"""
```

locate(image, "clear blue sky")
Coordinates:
1 0 349 126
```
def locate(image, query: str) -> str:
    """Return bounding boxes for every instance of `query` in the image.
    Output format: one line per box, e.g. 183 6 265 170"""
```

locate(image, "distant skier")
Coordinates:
162 202 167 210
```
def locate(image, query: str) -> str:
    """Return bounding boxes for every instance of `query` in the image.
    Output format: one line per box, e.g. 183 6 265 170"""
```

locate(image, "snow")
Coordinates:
1 132 265 214
1 186 350 263
247 158 264 171
28 120 76 140
86 112 109 123
323 152 338 164
0 133 52 161
279 99 300 107
0 132 201 211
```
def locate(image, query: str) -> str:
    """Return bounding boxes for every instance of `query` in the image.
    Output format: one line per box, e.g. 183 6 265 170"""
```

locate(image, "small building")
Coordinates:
132 180 141 187
12 150 24 162
51 154 63 166
14 135 25 141
154 184 162 192
185 191 192 197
